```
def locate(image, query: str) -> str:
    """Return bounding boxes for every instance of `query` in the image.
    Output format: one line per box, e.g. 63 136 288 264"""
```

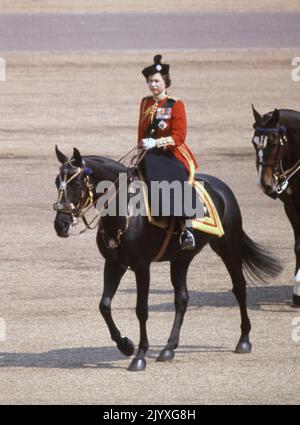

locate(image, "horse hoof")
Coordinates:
293 294 300 308
235 340 252 354
117 337 135 357
156 349 175 362
128 357 146 372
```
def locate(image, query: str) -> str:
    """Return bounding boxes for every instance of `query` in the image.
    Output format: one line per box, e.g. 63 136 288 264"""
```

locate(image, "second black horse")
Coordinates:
251 106 300 306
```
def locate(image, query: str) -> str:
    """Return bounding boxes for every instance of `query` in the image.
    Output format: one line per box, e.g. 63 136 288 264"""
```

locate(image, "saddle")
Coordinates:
133 168 224 238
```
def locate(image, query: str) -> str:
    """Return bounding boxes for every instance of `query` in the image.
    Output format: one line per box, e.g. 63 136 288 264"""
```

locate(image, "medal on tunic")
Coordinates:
156 108 172 120
158 120 168 130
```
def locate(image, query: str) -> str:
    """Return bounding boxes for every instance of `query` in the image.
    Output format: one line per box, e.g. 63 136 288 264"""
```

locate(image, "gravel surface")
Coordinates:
0 50 299 404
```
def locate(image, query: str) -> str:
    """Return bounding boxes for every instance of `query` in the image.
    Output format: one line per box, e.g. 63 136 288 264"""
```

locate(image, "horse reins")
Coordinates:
54 147 183 264
54 148 147 245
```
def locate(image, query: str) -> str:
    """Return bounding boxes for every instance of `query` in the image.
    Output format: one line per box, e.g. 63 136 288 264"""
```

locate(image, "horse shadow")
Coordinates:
120 284 296 312
0 344 231 370
0 346 127 370
189 284 296 312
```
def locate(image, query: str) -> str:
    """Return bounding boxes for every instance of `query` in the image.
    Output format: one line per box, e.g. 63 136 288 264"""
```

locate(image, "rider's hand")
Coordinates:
142 138 157 150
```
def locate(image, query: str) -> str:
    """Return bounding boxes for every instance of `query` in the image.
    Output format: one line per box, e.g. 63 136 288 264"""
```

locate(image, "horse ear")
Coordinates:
273 108 280 125
266 108 279 128
72 147 83 167
252 104 262 123
55 145 67 164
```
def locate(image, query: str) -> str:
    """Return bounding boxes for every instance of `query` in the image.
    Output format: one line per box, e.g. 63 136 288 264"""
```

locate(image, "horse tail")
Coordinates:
241 230 282 284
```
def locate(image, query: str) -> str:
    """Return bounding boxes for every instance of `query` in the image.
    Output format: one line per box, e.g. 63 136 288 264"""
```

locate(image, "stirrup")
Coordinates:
179 228 196 250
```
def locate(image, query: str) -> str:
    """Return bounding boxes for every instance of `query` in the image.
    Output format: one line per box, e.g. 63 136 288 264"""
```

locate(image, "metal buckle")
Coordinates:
53 202 76 213
59 181 67 191
53 202 64 211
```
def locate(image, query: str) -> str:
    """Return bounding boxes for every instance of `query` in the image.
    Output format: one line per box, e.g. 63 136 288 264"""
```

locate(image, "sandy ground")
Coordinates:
0 49 299 404
0 0 300 13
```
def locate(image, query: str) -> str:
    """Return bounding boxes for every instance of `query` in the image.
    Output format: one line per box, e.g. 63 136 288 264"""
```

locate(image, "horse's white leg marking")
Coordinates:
294 269 300 296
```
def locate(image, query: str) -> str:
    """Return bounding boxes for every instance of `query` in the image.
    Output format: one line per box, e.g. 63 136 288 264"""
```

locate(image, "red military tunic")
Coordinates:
137 95 198 180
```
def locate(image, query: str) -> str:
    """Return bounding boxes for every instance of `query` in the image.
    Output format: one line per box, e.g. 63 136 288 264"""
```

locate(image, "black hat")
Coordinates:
142 55 170 78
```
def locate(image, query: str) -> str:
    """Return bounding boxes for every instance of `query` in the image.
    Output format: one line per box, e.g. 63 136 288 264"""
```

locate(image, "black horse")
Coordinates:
251 106 300 307
53 146 281 371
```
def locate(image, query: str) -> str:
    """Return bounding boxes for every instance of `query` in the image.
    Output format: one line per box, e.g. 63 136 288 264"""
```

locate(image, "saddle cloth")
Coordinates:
191 181 224 237
135 170 224 238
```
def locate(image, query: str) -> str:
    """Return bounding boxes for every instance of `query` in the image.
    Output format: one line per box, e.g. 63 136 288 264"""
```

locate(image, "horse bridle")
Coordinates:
53 160 94 219
53 149 146 250
252 126 290 193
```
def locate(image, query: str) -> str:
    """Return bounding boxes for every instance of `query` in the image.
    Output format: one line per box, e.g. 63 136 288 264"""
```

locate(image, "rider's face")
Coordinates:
147 73 166 96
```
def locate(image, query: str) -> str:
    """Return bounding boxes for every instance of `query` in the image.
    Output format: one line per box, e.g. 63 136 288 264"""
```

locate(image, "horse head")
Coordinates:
251 105 288 198
53 146 93 237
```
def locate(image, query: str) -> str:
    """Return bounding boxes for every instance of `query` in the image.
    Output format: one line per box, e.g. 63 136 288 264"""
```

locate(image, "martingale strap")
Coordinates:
147 97 176 138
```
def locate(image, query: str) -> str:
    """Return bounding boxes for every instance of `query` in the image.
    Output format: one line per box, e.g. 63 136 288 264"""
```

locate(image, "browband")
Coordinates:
254 126 287 133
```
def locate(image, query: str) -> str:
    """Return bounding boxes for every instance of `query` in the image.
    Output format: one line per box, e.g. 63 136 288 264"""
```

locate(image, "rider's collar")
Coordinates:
153 91 167 102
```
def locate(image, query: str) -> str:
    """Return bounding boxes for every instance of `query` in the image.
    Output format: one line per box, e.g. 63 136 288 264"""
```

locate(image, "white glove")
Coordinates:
142 138 157 150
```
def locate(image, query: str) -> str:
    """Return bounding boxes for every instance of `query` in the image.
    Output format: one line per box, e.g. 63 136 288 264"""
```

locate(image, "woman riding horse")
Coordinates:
54 146 282 371
138 55 198 250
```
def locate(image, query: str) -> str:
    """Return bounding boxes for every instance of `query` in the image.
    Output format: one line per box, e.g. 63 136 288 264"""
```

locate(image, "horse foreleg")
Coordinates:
99 259 135 357
284 199 300 307
157 259 190 363
293 234 300 307
128 263 150 371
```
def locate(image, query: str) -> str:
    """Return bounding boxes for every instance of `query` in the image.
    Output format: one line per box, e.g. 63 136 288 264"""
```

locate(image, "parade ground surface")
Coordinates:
0 1 300 405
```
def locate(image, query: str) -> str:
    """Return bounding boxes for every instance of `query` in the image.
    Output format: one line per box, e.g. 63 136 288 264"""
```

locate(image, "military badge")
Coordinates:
158 120 168 130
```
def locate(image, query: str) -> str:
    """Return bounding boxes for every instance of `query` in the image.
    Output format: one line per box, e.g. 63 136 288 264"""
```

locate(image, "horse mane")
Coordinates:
83 155 128 174
279 110 300 143
262 109 300 127
260 109 300 144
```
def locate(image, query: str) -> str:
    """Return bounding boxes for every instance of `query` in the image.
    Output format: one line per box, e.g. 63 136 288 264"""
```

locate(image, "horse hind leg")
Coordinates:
157 259 191 362
209 238 252 354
